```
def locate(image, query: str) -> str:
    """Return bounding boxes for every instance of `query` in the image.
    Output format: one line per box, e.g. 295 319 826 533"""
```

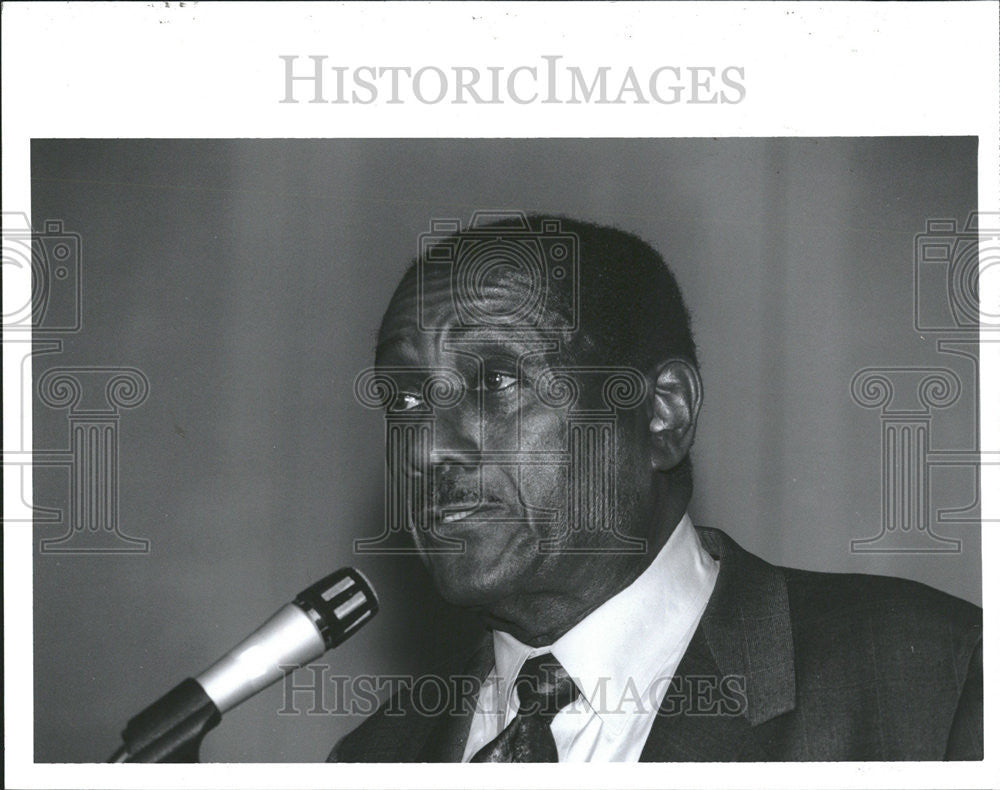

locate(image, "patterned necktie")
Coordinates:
470 652 580 762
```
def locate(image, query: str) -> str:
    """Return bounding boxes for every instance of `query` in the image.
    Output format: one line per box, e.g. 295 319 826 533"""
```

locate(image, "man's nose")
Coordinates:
399 407 481 477
429 410 481 474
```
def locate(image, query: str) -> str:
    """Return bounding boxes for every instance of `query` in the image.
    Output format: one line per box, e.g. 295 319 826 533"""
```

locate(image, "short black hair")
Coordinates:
529 215 697 373
407 214 699 375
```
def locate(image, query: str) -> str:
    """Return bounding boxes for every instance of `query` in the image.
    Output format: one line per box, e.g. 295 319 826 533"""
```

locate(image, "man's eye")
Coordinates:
480 371 519 392
390 392 424 411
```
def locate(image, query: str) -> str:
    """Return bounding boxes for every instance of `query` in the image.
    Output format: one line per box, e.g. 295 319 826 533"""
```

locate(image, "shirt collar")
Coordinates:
492 513 718 733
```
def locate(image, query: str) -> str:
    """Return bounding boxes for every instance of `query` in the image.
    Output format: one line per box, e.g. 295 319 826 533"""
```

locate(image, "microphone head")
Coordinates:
293 567 379 650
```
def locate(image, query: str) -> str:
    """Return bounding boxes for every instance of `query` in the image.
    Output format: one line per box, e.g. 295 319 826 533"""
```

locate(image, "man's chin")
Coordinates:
424 552 525 609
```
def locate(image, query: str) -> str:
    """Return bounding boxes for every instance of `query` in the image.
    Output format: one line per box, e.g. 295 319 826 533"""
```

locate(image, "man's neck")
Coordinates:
480 499 687 646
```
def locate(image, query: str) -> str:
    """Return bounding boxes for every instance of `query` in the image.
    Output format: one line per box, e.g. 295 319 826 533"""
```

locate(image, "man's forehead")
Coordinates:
379 267 572 346
376 323 562 368
376 267 573 363
375 269 447 363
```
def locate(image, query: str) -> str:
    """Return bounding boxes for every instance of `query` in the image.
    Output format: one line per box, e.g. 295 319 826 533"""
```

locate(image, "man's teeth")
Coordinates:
442 509 475 523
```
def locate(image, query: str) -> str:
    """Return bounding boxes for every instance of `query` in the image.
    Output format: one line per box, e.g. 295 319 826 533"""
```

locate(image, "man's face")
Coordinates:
375 267 656 619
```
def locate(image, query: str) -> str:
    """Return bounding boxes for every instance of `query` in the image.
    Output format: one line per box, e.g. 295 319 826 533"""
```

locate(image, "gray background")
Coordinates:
30 138 980 762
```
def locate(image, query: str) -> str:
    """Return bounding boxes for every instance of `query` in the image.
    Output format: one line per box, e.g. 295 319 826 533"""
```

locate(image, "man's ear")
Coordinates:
648 360 702 471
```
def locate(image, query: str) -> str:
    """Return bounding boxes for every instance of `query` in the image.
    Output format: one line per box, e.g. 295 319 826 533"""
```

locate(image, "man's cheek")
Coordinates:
511 402 569 453
515 464 569 524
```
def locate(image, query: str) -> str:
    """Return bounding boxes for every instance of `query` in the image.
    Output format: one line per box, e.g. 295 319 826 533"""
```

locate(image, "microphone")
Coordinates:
109 567 378 762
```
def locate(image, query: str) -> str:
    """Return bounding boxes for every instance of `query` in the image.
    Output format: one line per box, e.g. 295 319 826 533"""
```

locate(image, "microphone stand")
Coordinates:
106 566 378 762
107 678 221 763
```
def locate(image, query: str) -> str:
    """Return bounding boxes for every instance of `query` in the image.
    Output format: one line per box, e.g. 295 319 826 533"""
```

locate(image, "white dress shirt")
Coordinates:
461 513 719 762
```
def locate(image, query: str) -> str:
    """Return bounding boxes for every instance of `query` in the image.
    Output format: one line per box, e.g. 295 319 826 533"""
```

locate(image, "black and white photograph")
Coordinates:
27 136 984 761
3 4 997 790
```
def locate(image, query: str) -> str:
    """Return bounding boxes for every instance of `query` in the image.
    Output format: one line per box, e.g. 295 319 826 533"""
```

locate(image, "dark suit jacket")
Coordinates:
329 527 983 761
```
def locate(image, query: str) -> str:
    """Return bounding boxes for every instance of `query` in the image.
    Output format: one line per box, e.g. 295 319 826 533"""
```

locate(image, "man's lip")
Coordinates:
432 502 506 524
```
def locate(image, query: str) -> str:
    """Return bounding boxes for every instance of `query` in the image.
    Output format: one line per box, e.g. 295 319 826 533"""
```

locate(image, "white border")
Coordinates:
3 2 997 788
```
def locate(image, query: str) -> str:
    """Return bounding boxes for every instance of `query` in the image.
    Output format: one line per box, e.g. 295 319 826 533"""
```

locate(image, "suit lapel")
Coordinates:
639 626 758 761
413 528 796 762
640 527 796 761
415 634 495 762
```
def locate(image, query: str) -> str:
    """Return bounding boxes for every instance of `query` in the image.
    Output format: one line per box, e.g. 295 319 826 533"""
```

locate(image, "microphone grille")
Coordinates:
294 567 379 649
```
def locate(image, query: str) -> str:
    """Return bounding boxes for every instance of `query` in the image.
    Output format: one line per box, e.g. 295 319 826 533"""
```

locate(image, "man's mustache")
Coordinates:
432 474 506 508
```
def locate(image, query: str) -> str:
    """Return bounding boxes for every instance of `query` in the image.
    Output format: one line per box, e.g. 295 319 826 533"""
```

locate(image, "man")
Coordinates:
331 214 982 762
